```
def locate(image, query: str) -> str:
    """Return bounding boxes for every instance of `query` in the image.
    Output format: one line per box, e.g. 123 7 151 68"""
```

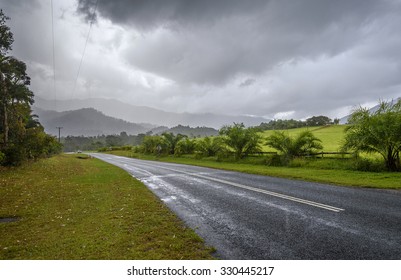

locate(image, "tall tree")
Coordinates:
0 10 61 165
342 100 401 171
0 9 14 147
0 10 13 55
1 10 34 147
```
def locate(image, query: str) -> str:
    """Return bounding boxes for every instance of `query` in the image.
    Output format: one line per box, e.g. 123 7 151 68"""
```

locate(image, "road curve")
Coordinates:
90 153 401 260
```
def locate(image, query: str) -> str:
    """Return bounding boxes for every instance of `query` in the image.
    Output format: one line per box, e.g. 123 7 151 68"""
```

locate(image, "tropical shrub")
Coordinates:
342 100 401 171
219 123 262 160
266 130 323 159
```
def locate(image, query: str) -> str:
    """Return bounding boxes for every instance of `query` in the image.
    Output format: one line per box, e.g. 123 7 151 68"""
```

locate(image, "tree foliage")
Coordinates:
0 10 13 56
257 115 335 131
141 135 168 155
162 132 187 155
266 130 323 158
342 100 401 171
306 115 332 126
257 119 306 130
195 136 225 157
175 138 196 155
0 10 61 165
219 123 262 160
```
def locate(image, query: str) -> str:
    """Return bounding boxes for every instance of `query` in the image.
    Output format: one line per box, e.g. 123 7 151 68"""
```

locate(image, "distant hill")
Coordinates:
34 96 268 129
33 107 150 137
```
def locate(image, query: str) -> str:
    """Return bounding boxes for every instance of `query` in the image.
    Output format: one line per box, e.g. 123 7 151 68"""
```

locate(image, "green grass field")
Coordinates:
0 154 214 260
260 125 347 152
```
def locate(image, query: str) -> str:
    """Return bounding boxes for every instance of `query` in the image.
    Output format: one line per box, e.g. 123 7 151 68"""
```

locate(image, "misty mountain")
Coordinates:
33 107 150 137
34 96 268 128
339 97 401 124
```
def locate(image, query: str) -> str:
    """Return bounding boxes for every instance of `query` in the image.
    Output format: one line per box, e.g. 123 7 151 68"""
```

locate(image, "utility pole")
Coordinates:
56 126 63 142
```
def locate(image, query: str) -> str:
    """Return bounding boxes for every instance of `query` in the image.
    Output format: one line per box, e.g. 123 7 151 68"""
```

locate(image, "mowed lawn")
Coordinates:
0 154 214 260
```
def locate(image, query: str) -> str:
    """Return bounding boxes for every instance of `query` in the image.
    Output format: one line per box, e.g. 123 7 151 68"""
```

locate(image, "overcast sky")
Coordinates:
1 0 401 119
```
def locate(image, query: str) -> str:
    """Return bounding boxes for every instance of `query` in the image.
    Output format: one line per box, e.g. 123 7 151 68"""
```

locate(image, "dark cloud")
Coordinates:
77 0 395 86
239 78 256 88
2 0 401 120
76 0 98 23
77 0 268 28
0 0 40 11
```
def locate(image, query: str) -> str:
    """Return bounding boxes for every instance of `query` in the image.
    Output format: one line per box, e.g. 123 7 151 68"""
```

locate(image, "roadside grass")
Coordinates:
0 154 215 260
104 151 401 190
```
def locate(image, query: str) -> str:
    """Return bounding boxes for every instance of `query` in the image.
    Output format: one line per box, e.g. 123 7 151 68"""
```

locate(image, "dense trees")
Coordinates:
257 115 334 131
0 10 61 165
342 100 401 171
257 119 306 130
306 115 332 126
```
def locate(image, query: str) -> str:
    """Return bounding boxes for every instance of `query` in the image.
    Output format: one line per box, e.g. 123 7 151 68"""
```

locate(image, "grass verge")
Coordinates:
0 154 215 260
105 151 401 190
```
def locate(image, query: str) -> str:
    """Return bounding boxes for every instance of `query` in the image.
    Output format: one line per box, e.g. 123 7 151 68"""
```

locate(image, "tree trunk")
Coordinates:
2 101 7 147
0 71 8 148
386 148 398 172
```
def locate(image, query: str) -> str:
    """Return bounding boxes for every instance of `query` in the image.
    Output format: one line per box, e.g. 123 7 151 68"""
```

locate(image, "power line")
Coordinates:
50 0 57 110
71 0 99 99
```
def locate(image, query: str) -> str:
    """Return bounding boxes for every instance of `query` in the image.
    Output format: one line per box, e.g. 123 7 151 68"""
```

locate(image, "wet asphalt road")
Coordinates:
90 153 401 260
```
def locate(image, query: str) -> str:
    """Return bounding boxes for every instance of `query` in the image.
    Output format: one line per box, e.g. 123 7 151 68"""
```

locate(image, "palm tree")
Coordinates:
266 130 323 158
219 123 262 160
342 100 401 171
195 136 225 157
162 132 186 155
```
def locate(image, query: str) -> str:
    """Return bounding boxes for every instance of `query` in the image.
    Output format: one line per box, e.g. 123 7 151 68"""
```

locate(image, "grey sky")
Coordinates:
1 0 401 119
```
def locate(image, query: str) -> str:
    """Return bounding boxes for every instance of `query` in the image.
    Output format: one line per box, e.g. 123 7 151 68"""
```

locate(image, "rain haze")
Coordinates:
1 0 401 121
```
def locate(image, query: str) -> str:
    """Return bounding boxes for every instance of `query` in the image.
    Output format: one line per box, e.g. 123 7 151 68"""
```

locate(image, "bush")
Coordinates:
306 158 353 170
132 146 142 153
141 135 169 155
216 149 232 162
264 154 288 166
195 136 225 158
288 158 308 168
352 158 386 172
266 130 323 159
175 138 196 156
2 144 27 166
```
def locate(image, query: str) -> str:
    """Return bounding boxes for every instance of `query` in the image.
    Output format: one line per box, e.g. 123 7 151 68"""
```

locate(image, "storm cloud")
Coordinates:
2 0 401 120
78 0 393 86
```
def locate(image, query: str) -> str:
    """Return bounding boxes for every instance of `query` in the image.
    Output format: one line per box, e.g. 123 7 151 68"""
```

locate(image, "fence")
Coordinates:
249 151 353 158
